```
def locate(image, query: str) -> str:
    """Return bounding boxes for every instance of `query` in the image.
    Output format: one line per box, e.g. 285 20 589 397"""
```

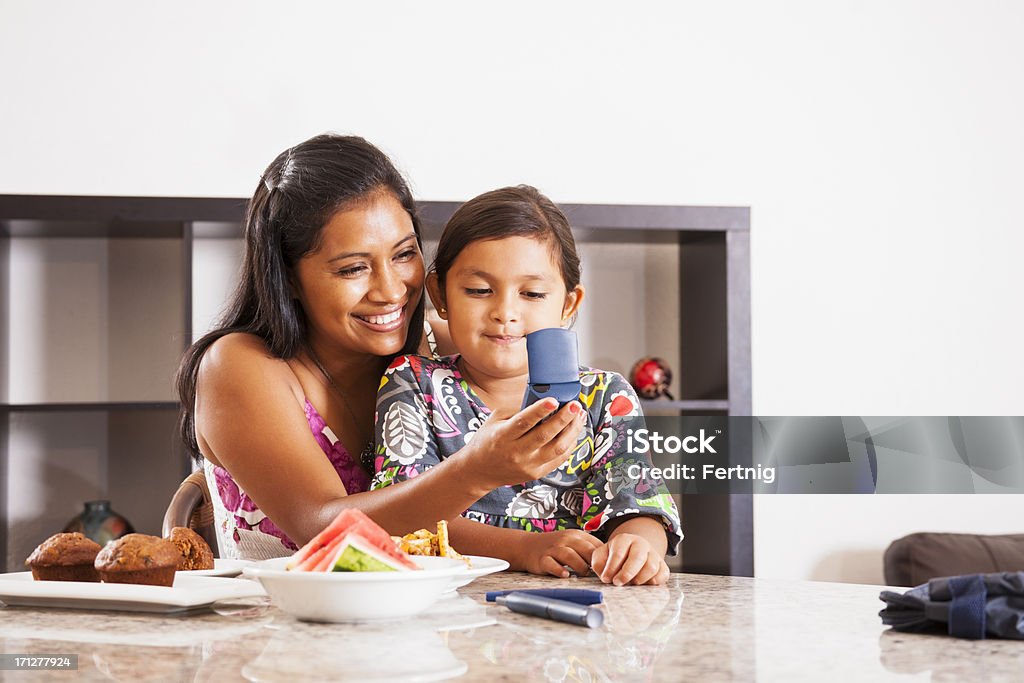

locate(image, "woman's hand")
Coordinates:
519 529 603 578
591 533 670 586
461 398 586 490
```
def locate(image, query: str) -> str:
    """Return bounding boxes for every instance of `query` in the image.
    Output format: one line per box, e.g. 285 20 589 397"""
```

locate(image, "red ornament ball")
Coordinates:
629 357 674 400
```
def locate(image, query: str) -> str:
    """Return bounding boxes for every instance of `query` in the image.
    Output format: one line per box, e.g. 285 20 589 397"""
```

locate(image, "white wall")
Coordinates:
3 1 1023 583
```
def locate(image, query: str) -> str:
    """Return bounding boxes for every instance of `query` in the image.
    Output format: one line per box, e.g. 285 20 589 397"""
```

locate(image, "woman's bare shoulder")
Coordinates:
205 331 273 360
202 332 278 373
198 333 302 400
195 333 306 467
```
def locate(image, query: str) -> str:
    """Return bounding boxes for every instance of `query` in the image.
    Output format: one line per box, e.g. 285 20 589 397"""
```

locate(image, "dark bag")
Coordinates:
879 572 1024 639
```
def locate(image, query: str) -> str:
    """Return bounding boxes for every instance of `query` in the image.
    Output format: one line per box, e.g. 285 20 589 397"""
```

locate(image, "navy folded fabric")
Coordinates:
879 571 1024 639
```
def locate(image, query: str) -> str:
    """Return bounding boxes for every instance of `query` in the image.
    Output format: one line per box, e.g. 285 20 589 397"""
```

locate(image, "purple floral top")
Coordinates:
204 398 371 560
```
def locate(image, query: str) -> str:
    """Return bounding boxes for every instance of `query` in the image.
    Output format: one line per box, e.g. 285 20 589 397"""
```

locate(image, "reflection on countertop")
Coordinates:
451 584 683 681
242 594 493 683
878 628 1024 682
3 571 1022 681
0 604 272 682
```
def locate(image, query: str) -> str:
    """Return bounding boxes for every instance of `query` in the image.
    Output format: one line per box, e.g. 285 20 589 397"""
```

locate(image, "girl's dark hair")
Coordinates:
176 134 424 460
431 185 581 297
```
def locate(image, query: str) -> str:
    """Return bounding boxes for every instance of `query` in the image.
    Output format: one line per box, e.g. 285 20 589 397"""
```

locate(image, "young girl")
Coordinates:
371 186 681 585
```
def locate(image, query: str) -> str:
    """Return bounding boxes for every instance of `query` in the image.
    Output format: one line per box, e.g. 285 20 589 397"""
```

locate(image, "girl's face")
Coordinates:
429 235 584 383
293 191 424 362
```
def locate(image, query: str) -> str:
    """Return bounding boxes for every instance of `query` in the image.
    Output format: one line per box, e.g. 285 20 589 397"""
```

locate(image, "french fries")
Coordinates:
394 521 471 567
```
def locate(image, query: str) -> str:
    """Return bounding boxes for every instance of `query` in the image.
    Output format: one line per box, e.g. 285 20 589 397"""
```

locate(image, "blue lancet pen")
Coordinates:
521 328 581 410
495 591 604 628
485 588 604 605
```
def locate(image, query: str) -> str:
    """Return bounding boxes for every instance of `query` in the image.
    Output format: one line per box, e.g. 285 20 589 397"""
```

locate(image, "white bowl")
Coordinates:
243 556 468 623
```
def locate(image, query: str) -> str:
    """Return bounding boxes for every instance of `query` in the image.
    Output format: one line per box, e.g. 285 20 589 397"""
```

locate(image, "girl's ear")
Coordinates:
561 284 585 325
426 272 447 319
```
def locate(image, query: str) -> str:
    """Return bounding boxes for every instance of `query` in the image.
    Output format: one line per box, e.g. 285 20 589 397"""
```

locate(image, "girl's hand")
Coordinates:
591 533 670 586
520 529 603 578
462 399 586 490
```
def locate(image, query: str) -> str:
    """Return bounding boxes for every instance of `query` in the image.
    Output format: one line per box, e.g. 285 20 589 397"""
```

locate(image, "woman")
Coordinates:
177 134 582 560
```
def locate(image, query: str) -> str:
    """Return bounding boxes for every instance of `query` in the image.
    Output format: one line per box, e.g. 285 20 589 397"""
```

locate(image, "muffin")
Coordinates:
168 526 214 570
94 534 179 586
25 532 102 582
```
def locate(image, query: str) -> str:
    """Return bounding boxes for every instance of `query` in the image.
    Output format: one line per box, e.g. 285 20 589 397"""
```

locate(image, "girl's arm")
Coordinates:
447 517 602 578
590 514 672 585
196 335 580 546
577 372 682 585
606 515 669 556
578 373 682 549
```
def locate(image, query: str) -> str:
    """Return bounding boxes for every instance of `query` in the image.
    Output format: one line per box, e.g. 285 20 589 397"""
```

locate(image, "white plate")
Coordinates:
0 572 266 614
447 555 510 591
244 555 469 623
185 558 254 578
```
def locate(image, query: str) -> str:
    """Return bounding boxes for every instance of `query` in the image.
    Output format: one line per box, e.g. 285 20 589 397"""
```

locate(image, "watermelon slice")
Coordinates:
287 508 418 572
328 534 416 572
288 508 366 569
302 519 394 572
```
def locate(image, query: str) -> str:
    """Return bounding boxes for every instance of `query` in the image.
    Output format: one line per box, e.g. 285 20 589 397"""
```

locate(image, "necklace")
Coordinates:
304 349 374 464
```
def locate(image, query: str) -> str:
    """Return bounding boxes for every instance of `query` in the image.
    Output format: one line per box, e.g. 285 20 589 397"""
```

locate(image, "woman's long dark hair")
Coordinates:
177 134 425 461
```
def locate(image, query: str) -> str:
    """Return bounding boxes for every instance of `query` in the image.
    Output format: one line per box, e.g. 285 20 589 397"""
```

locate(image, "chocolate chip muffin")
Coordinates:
94 534 179 586
25 532 102 582
168 527 214 571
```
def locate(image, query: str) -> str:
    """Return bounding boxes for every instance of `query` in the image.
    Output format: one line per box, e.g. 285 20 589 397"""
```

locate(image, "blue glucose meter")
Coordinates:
521 328 581 410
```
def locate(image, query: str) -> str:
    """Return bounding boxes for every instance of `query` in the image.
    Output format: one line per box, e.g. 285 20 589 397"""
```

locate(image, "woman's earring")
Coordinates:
439 307 447 315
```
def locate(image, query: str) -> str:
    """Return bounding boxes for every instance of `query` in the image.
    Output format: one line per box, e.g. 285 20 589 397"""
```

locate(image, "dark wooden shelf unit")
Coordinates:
0 194 750 575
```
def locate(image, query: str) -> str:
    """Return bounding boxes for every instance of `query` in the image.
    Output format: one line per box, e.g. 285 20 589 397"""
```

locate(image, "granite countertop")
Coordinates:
2 571 1022 681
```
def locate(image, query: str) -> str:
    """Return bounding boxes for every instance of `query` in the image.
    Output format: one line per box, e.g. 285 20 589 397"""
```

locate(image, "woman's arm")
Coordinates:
197 333 475 544
196 335 581 546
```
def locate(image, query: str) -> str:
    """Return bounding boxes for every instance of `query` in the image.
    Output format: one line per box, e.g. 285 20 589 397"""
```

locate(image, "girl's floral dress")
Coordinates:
371 354 682 553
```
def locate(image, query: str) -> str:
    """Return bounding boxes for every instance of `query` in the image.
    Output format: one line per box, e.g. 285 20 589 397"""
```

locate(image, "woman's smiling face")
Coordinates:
293 190 424 361
431 235 583 383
